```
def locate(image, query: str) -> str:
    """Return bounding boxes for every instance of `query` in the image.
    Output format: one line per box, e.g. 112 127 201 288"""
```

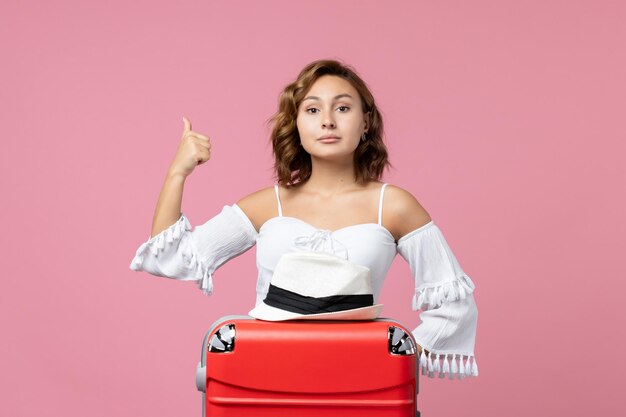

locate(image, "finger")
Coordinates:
196 149 211 165
184 131 211 143
187 134 211 149
189 131 210 141
182 116 192 134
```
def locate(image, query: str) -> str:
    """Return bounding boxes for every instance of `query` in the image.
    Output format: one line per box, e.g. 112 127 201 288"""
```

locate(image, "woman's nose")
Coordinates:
322 112 336 128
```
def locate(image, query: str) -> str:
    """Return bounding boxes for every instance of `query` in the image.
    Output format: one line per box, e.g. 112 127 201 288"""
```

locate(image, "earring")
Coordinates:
361 132 367 142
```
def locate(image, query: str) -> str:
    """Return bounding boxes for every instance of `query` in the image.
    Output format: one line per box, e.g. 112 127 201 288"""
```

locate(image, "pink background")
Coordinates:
2 1 624 416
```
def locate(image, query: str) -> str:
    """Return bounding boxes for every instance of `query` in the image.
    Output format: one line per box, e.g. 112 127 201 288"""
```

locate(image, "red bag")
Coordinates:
196 315 420 417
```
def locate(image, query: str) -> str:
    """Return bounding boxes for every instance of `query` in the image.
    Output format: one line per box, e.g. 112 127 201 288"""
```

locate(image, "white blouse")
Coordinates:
130 202 479 380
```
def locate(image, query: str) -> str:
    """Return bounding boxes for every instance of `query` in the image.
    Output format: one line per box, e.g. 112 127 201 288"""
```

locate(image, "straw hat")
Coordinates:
248 251 383 321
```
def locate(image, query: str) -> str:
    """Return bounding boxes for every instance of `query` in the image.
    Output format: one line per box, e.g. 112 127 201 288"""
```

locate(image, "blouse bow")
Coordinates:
293 230 349 260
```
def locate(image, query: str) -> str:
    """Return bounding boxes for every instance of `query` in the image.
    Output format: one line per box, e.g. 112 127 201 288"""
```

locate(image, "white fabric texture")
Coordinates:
397 222 479 379
254 185 397 308
129 184 478 379
129 204 257 295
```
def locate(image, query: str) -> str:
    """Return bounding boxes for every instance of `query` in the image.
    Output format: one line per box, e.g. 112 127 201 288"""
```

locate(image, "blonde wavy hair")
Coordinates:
268 59 390 187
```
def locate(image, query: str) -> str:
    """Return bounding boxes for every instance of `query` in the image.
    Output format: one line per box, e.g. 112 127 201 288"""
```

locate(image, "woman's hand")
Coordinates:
417 344 429 356
167 116 212 178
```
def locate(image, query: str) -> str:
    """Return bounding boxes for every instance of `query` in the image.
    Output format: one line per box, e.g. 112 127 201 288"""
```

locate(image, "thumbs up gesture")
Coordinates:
168 116 212 178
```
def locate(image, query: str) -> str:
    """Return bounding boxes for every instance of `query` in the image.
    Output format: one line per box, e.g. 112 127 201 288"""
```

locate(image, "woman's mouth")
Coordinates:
318 135 340 143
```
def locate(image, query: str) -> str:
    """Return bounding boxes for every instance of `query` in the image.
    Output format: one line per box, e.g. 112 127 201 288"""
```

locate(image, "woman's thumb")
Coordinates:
182 116 192 133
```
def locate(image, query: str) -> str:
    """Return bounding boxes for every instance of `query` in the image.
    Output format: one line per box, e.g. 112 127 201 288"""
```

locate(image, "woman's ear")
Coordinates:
364 111 371 132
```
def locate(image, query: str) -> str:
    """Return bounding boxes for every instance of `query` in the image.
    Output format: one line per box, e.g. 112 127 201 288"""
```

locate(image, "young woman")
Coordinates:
130 59 478 379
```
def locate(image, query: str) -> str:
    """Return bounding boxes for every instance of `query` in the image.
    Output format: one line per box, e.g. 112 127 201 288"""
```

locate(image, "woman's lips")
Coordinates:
318 136 340 143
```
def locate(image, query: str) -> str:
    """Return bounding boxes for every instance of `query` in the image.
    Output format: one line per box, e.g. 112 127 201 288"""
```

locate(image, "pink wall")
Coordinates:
2 1 624 416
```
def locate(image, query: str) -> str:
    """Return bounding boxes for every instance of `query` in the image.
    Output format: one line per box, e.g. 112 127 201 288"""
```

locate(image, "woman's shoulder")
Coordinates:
235 186 279 232
383 184 433 241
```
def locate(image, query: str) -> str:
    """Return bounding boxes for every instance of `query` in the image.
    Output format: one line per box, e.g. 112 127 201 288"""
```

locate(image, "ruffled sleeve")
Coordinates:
397 221 479 380
129 204 257 295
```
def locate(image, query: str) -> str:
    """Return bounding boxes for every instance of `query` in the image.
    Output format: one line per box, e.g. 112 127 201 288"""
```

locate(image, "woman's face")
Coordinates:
296 75 369 162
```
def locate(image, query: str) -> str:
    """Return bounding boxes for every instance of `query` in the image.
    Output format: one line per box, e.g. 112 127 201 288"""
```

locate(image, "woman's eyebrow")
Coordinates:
302 94 354 102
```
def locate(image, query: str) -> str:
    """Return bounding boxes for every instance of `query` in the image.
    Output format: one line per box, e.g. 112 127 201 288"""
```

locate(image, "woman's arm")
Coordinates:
385 185 478 379
151 173 186 238
236 186 281 232
131 117 260 295
150 116 211 237
382 185 432 242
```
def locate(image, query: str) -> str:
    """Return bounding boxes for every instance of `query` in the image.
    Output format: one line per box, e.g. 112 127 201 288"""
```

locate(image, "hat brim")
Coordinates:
248 302 384 322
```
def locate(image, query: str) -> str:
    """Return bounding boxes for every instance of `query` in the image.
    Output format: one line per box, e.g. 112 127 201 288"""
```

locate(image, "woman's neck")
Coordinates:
301 157 362 196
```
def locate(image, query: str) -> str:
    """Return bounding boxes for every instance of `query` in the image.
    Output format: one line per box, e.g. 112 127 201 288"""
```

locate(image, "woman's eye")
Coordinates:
337 106 350 112
306 108 319 114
